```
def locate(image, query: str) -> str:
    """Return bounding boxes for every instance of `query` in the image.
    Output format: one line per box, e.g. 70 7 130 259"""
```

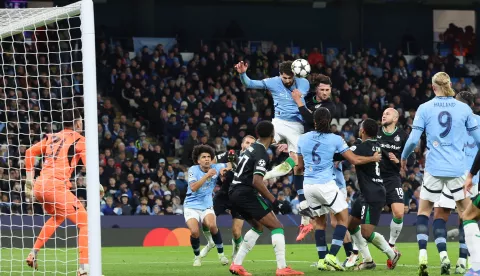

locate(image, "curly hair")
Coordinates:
314 107 332 133
192 145 215 164
361 118 378 138
256 121 274 138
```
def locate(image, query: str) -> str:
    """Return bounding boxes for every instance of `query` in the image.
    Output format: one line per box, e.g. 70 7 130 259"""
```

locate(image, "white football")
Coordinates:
291 59 311 78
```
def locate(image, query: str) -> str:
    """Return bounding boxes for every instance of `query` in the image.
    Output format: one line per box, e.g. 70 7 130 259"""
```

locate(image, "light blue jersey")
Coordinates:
401 97 480 177
240 73 309 123
297 131 349 184
334 162 346 189
464 114 480 185
184 163 227 210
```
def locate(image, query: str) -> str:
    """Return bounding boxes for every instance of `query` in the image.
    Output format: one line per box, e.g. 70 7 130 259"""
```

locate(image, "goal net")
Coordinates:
0 1 101 275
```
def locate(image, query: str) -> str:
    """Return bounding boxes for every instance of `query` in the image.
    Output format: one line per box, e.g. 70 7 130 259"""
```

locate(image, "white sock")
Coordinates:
234 229 261 265
464 221 480 270
419 249 428 262
264 158 295 180
350 228 372 262
439 251 448 261
271 229 287 269
301 216 310 226
203 229 214 245
353 242 358 252
369 232 395 260
389 218 403 245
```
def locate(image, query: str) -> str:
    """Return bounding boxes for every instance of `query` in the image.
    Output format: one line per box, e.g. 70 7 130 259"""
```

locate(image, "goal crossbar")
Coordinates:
0 2 81 39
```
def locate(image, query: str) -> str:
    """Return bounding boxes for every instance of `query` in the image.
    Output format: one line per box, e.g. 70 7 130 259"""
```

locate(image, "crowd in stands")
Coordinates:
1 24 480 216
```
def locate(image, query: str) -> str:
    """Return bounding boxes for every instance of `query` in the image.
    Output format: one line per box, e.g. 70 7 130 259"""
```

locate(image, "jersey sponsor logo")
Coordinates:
372 178 383 183
379 143 401 150
394 135 400 142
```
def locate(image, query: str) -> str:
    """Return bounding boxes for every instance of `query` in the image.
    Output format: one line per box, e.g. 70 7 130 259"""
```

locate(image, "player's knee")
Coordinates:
190 229 200 238
232 227 242 239
360 228 373 240
209 225 218 234
392 207 404 219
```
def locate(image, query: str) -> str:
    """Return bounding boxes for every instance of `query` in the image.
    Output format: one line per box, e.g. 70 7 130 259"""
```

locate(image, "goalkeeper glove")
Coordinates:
228 150 237 169
24 179 34 202
271 199 290 215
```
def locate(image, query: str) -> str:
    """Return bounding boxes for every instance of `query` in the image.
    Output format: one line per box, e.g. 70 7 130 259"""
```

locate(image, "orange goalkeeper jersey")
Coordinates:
25 129 86 187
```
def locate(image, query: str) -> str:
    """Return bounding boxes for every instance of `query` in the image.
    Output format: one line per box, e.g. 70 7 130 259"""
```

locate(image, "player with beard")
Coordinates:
198 137 295 261
235 60 310 240
377 108 408 256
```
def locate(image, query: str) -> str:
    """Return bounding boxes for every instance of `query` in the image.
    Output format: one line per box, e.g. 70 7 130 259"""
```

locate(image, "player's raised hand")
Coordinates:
372 151 381 162
276 143 289 154
291 89 303 103
234 61 248 74
207 168 217 177
388 152 399 164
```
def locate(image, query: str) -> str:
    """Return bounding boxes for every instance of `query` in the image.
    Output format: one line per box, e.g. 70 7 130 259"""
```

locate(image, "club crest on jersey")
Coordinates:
394 135 400 142
433 141 439 148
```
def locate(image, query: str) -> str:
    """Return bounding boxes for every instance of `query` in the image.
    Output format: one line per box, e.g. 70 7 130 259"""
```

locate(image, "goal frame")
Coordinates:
0 0 102 275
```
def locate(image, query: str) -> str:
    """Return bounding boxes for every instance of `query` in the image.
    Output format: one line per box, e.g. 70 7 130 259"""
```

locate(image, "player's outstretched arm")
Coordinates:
24 138 47 199
235 61 267 90
467 114 480 147
341 150 381 165
400 128 422 161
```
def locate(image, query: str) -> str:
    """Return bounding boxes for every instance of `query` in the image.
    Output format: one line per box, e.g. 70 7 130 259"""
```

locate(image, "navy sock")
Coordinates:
459 220 469 259
433 218 447 253
344 242 354 257
330 225 347 256
190 236 200 256
293 175 305 202
315 229 328 259
212 230 224 254
416 215 429 250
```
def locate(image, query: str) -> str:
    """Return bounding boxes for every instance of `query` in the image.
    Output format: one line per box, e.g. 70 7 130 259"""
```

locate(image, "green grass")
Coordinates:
0 243 467 275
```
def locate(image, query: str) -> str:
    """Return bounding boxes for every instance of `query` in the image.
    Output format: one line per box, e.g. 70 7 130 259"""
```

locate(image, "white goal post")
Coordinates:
0 0 101 275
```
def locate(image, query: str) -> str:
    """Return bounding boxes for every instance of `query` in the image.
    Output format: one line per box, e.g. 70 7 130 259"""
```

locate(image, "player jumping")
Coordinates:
229 121 303 276
432 91 480 274
185 145 231 267
235 61 313 239
296 107 381 271
291 74 336 241
377 108 408 255
24 109 90 275
346 118 402 270
401 72 480 276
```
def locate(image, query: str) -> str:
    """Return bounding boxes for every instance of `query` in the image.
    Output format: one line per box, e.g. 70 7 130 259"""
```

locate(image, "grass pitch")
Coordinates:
0 243 466 275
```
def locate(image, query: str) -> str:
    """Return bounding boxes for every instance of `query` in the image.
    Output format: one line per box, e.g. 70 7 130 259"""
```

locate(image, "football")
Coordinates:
291 59 311 78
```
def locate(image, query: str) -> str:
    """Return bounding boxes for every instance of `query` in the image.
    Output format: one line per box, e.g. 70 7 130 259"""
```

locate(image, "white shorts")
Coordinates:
184 207 215 223
434 186 456 210
304 181 348 216
421 171 466 203
272 118 304 153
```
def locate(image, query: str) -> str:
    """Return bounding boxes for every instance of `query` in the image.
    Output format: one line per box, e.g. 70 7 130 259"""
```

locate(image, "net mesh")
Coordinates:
0 2 88 275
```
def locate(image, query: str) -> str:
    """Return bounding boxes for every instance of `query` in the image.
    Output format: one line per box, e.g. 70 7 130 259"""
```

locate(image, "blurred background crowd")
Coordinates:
0 18 478 217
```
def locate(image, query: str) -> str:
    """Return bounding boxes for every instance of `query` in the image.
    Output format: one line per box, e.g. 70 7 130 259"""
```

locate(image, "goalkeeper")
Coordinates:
24 109 90 276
